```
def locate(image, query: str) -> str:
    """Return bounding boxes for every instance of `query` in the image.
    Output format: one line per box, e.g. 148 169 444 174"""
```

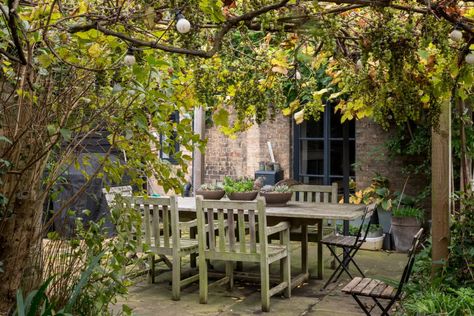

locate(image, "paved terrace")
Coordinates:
115 244 407 316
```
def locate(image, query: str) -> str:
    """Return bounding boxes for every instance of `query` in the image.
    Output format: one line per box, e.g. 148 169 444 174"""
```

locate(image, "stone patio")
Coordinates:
115 243 407 315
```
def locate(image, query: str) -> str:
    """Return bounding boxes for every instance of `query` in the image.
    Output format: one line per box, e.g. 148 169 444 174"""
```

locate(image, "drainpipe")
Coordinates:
193 106 205 195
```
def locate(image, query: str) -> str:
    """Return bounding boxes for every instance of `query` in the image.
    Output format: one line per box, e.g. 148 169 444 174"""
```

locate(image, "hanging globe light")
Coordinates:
176 13 191 34
123 47 136 66
449 29 463 42
465 52 474 64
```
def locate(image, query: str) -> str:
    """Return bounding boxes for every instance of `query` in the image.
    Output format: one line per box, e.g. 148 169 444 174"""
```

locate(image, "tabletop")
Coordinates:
177 197 365 220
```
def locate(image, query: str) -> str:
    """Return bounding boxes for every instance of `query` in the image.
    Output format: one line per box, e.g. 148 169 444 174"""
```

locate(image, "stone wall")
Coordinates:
204 114 291 183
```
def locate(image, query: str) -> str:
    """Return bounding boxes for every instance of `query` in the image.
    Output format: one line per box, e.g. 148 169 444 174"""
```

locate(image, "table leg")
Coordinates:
301 224 308 276
317 220 323 279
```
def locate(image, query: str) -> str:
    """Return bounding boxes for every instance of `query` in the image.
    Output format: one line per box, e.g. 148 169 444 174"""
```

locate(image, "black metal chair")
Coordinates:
342 228 424 315
320 203 377 289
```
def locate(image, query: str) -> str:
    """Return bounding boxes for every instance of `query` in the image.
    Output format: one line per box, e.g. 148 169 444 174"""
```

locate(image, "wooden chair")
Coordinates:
196 196 291 312
320 203 377 289
129 196 199 301
102 185 133 205
342 228 424 315
289 183 338 277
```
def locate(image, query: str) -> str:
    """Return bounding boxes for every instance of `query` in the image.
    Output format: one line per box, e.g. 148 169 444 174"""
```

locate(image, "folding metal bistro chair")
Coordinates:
342 228 424 315
320 203 376 289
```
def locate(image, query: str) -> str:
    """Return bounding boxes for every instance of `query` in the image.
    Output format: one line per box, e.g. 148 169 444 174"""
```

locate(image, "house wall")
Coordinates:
204 114 291 183
355 118 429 198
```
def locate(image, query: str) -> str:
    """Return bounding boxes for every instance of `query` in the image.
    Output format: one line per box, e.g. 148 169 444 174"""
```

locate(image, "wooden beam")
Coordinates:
193 106 205 194
431 100 451 274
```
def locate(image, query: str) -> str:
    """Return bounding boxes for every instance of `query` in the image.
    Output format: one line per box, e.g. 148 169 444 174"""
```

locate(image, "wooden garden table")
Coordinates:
177 197 365 288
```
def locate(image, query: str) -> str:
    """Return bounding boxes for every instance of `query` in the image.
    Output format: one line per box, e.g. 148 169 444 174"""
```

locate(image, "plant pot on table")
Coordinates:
259 192 292 206
195 190 225 200
227 191 258 201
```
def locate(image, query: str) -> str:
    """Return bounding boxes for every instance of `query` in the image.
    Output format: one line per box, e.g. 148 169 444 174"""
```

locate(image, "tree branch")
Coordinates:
7 0 27 65
68 0 290 58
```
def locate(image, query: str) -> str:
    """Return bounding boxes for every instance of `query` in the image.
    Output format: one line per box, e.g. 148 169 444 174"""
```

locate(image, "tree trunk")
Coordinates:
431 100 451 275
0 177 45 314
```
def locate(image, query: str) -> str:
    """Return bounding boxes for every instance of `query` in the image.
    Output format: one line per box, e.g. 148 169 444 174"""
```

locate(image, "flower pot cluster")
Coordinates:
196 177 293 206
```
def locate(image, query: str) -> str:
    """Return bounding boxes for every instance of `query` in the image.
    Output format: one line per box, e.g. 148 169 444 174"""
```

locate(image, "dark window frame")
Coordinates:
159 111 180 165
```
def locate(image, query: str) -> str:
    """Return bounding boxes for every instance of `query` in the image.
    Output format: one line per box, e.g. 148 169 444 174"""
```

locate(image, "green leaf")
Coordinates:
213 108 229 127
0 136 12 144
59 129 72 141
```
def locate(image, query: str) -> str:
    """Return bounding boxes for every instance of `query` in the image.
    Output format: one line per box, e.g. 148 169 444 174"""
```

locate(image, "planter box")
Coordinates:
391 216 421 252
360 234 385 251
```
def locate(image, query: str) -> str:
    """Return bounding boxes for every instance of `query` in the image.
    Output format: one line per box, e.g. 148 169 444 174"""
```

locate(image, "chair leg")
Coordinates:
190 227 197 268
322 245 354 289
261 262 270 312
225 261 234 290
148 254 155 284
281 230 291 298
172 256 181 301
199 254 208 304
352 294 372 316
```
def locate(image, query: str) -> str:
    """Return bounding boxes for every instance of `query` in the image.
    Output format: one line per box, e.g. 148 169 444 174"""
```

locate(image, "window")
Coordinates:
293 103 355 198
159 111 180 164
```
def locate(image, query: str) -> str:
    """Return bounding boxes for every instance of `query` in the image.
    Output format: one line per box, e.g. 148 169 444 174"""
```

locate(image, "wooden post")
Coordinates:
193 106 205 194
431 100 451 274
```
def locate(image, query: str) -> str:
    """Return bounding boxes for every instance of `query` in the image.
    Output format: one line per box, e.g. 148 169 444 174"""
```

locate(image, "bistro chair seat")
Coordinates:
342 228 424 315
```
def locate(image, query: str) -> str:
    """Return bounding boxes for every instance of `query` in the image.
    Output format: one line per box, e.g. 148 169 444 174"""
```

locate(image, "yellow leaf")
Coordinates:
271 66 288 75
294 109 305 124
88 43 101 58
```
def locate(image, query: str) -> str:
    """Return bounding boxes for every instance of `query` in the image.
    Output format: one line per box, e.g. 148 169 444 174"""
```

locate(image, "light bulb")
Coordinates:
356 59 363 70
465 53 474 64
176 15 191 34
449 29 463 42
124 51 136 66
294 70 301 80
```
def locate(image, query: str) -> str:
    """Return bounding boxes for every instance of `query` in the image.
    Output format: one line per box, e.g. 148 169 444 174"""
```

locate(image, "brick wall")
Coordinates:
204 114 291 183
355 118 428 197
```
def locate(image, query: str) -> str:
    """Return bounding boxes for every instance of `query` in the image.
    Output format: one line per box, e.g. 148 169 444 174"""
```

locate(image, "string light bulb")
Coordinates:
356 59 363 71
123 47 136 66
449 29 463 42
176 13 191 34
465 52 474 64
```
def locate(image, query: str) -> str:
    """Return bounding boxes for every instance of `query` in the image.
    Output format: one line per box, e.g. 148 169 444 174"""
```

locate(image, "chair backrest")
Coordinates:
357 203 377 241
395 228 424 296
291 183 338 203
195 196 267 257
102 185 133 206
130 196 180 252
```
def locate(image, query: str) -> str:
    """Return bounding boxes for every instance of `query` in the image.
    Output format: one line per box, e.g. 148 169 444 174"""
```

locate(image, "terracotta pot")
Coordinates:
259 192 292 206
227 191 258 201
195 190 225 200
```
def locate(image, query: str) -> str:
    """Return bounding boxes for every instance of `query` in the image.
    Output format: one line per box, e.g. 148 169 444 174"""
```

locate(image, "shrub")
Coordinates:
223 177 255 194
392 206 424 221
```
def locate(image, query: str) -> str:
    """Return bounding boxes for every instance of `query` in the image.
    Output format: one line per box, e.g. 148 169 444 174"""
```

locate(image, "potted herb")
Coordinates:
391 206 423 252
196 183 225 200
259 185 293 206
223 177 258 200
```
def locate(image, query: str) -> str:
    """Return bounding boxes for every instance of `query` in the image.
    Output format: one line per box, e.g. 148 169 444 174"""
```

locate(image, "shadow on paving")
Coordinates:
114 243 407 316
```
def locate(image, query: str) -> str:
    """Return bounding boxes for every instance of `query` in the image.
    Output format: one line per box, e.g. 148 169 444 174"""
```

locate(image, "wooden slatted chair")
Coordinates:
342 228 424 315
102 185 133 205
288 183 339 276
130 196 199 301
320 203 377 289
196 196 291 312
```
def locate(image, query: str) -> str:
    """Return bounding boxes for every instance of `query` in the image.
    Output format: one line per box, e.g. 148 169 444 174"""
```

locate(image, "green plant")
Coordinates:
260 185 292 193
349 174 393 210
392 206 424 221
223 177 255 194
199 183 223 191
403 287 474 315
